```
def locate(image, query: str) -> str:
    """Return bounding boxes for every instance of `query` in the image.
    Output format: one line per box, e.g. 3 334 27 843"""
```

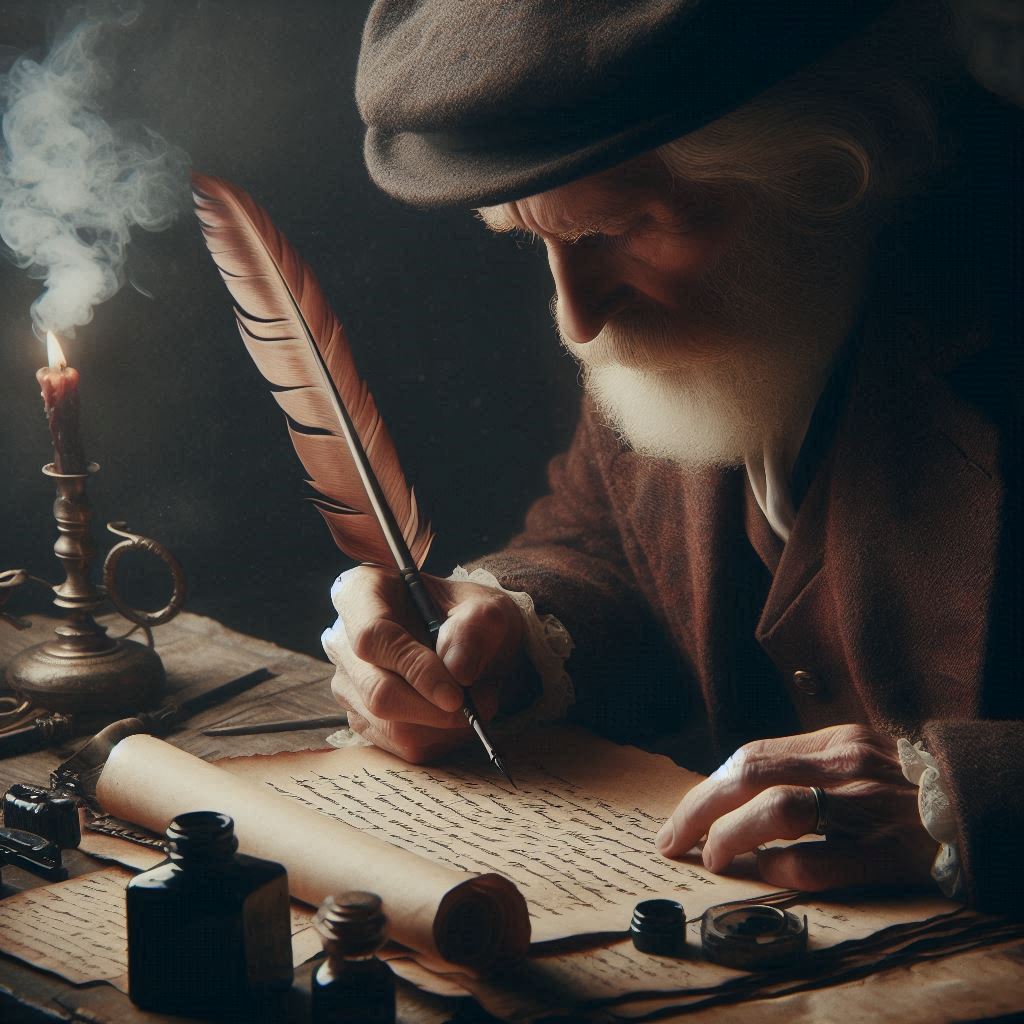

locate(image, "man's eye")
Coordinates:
574 230 632 253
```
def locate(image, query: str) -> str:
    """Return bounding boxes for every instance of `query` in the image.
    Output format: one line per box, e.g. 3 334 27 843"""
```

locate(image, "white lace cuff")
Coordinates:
448 565 575 729
897 738 965 900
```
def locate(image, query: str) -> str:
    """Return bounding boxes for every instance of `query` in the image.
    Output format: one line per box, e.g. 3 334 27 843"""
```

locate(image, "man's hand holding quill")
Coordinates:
324 567 532 764
193 174 520 783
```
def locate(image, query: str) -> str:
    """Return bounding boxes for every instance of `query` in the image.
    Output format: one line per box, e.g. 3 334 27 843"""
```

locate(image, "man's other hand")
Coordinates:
655 724 938 890
322 566 527 763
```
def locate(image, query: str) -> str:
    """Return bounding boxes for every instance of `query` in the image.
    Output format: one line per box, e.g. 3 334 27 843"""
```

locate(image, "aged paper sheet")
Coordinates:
96 726 953 952
0 867 322 992
0 869 132 989
220 726 789 944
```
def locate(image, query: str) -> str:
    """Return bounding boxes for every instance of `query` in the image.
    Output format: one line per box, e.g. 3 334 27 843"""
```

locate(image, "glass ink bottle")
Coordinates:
311 892 396 1024
126 810 292 1019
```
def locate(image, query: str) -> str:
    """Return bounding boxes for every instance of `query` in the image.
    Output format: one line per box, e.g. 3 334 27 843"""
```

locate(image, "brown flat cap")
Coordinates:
356 0 895 209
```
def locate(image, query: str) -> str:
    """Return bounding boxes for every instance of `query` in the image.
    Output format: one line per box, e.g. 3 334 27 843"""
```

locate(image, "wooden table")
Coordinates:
0 612 454 1024
1 612 1022 1023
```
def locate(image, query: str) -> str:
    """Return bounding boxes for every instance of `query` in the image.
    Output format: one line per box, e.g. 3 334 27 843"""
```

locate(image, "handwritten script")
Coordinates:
226 730 778 941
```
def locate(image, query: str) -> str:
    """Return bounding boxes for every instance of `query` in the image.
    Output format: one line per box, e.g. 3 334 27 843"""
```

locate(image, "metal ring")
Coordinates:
810 786 830 836
102 522 187 628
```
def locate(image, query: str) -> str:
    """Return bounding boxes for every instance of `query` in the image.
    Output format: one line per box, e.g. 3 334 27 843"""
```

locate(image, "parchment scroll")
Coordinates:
96 734 531 971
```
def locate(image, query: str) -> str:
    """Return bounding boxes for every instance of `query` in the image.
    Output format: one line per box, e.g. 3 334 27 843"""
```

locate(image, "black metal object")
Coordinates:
203 712 348 736
3 783 80 848
0 711 75 760
0 826 67 886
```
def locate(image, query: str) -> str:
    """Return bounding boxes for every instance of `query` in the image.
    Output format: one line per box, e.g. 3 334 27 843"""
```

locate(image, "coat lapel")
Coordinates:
756 318 1002 737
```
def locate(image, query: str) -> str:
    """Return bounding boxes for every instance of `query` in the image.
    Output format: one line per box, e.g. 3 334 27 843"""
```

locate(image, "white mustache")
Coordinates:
552 298 689 373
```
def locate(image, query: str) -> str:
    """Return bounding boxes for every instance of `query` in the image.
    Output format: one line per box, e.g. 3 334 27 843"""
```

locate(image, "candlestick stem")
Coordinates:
4 462 183 720
46 463 113 651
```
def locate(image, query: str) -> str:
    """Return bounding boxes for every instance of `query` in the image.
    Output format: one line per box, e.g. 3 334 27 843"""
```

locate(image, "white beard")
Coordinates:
557 216 863 471
575 330 831 469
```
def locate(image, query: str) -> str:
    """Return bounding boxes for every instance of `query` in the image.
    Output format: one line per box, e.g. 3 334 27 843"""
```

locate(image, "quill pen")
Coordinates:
191 172 513 786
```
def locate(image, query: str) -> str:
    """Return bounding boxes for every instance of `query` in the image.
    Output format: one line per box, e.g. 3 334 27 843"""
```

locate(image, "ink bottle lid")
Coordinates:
164 810 239 860
630 898 687 956
315 891 388 958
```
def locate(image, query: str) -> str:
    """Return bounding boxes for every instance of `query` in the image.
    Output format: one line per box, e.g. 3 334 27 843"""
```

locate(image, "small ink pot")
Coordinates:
126 811 292 1019
312 892 396 1024
630 898 687 956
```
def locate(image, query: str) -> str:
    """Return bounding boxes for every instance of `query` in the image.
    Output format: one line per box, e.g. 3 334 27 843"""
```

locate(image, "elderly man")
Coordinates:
323 0 1022 914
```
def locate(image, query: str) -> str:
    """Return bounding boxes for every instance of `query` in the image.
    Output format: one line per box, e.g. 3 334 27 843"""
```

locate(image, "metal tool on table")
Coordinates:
49 667 277 801
3 783 81 848
152 667 278 729
0 827 68 888
203 712 348 736
0 710 75 760
0 666 275 764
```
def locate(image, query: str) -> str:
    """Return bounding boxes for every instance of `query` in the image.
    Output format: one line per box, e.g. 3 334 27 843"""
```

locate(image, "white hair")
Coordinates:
655 0 955 230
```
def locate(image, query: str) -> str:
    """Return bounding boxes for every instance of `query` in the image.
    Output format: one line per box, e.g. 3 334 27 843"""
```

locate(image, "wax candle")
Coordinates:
35 331 87 475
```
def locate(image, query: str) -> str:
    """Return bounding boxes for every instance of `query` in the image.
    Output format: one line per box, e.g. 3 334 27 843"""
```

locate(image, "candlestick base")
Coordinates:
6 628 164 718
2 460 185 723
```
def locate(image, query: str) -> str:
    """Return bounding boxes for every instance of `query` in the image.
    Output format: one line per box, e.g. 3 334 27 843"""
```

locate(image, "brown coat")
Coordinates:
476 309 1023 915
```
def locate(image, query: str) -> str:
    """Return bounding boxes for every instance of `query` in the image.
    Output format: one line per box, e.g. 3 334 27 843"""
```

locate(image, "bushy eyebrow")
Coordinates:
474 205 638 243
474 206 519 233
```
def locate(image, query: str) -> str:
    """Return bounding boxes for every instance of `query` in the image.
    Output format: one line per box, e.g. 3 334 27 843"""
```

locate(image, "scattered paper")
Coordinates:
0 868 133 989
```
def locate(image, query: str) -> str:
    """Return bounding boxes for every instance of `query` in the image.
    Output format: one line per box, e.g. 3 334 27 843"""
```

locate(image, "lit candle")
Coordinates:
36 331 87 475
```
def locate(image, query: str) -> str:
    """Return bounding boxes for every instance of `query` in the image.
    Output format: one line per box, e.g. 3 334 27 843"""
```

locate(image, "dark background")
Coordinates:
0 1 580 659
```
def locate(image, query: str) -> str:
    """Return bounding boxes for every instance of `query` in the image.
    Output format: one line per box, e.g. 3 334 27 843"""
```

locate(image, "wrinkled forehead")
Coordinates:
477 153 672 240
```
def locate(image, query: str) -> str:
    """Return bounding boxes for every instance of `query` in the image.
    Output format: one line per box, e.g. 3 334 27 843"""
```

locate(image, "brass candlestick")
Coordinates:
2 461 185 719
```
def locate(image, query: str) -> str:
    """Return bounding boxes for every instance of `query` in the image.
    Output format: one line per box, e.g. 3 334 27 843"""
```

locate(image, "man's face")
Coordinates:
479 151 865 468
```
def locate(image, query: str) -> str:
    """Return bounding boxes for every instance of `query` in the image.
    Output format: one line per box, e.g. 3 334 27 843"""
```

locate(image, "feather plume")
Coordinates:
191 172 433 570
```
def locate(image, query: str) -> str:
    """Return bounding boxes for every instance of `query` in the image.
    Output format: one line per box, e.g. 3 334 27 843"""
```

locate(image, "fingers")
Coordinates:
327 565 520 764
333 566 463 712
657 726 905 857
757 837 937 891
436 590 523 686
345 709 471 765
699 781 922 873
331 660 466 729
700 785 818 873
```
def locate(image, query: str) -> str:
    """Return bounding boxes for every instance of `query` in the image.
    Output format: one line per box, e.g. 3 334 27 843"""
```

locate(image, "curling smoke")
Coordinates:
0 8 189 339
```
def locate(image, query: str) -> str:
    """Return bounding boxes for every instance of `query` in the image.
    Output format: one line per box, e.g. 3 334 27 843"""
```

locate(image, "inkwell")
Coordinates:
126 811 293 1019
312 892 396 1024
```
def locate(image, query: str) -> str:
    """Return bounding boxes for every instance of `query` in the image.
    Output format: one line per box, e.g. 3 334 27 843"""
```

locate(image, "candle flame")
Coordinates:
46 330 67 370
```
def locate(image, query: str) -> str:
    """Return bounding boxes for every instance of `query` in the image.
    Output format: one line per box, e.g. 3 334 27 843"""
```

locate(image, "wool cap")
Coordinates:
356 0 896 209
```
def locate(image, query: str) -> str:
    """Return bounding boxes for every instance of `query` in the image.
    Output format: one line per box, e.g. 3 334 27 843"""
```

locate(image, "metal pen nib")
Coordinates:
461 693 516 788
492 754 517 789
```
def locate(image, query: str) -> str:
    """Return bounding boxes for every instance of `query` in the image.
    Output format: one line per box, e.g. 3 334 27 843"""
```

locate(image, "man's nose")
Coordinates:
547 242 632 345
